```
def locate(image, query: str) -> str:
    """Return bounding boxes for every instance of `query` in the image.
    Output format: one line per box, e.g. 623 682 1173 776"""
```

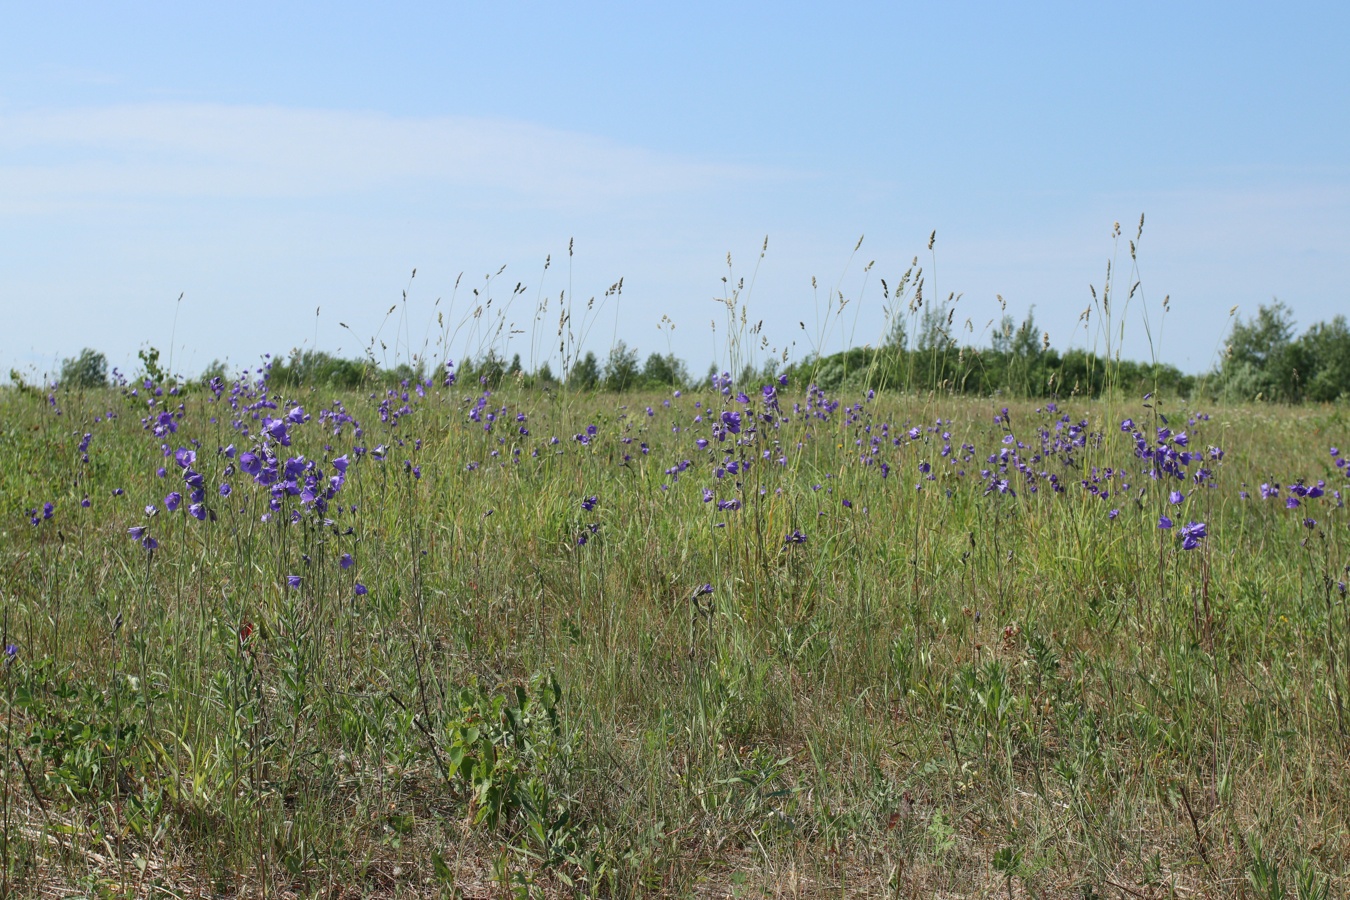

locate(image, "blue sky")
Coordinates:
2 2 1347 380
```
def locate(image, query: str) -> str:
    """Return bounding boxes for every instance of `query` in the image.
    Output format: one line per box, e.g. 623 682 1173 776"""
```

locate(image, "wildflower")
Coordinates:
1168 490 1184 505
1108 509 1119 519
1179 521 1207 550
354 583 368 596
693 583 714 598
985 478 1013 496
188 503 206 521
1158 515 1173 529
581 495 599 511
340 553 354 569
265 419 290 445
128 525 147 540
784 529 807 545
286 575 301 589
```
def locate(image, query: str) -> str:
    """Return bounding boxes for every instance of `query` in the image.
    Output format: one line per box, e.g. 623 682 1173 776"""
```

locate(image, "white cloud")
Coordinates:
0 103 774 211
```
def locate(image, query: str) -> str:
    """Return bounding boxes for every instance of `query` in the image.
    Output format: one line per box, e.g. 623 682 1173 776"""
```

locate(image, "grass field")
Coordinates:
1 370 1347 898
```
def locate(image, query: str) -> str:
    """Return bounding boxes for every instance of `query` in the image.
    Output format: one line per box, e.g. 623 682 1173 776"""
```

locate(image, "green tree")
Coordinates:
1223 301 1297 400
990 314 1016 356
603 341 641 392
642 352 688 388
916 304 954 353
1295 315 1350 401
884 313 909 351
1228 301 1295 369
1007 308 1045 396
60 348 108 389
271 350 368 388
568 352 600 390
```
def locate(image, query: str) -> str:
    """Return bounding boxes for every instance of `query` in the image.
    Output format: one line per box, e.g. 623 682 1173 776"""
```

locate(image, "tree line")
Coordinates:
782 301 1348 401
32 301 1350 402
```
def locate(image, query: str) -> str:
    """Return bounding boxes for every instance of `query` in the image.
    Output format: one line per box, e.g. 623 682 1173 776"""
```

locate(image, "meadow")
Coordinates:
1 365 1348 898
